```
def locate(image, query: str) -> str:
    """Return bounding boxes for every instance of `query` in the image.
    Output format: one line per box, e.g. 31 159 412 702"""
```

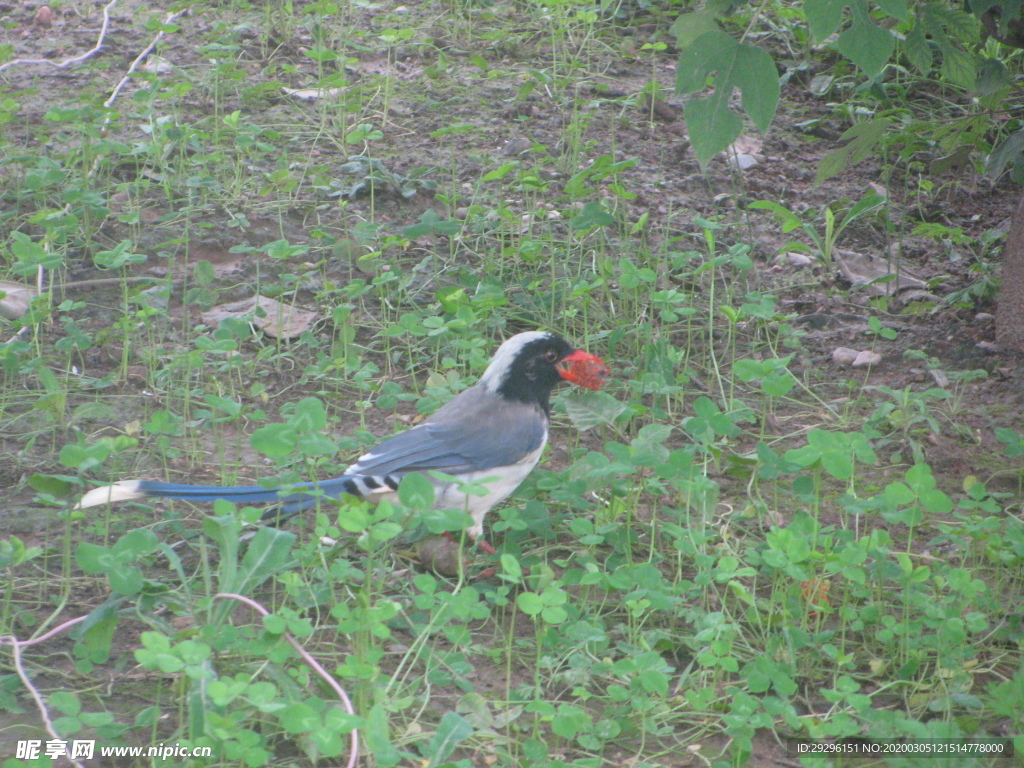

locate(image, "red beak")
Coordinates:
557 350 610 391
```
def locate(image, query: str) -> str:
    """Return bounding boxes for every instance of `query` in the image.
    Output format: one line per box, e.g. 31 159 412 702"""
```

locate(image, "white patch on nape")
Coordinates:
76 480 144 509
479 331 554 393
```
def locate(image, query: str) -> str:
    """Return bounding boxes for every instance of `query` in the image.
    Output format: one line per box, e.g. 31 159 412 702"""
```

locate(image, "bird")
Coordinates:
76 331 609 550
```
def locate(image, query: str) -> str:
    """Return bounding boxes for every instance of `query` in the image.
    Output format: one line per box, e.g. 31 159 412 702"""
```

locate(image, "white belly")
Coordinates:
432 442 546 538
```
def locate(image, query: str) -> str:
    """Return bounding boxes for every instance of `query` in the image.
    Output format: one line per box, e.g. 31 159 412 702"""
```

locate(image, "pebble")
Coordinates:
832 347 859 365
782 252 814 267
852 350 882 367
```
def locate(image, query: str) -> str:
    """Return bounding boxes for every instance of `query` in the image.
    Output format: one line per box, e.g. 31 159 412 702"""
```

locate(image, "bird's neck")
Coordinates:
497 380 553 415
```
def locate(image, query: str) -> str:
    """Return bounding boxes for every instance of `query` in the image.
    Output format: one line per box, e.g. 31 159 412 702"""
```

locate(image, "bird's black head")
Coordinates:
481 331 608 411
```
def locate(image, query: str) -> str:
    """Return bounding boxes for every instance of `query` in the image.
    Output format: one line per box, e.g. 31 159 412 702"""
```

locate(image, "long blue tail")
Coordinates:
77 474 400 515
134 475 399 517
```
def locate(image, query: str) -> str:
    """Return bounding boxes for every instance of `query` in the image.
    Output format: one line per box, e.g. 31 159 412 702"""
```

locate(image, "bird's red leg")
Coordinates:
438 532 498 578
441 531 497 555
474 538 497 555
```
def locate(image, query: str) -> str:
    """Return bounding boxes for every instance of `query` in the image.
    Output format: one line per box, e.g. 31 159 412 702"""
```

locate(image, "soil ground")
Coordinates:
2 1 1023 766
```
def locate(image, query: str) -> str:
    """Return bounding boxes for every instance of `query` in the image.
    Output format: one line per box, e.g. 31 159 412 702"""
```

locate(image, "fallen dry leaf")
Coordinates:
0 280 37 320
201 296 318 339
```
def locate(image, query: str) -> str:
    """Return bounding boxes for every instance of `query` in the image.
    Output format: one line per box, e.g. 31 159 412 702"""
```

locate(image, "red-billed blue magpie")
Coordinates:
77 331 609 546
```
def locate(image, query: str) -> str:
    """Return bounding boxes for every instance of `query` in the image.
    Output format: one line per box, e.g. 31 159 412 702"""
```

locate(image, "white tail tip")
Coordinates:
76 480 144 509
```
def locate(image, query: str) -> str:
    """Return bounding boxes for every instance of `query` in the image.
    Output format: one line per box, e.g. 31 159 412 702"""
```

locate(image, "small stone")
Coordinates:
929 369 949 388
503 136 532 156
852 350 882 367
832 347 860 365
783 252 814 267
32 5 52 26
975 312 995 322
728 152 760 170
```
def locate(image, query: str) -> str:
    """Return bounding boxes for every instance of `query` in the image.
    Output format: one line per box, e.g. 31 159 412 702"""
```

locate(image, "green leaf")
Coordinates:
569 201 616 231
297 431 336 457
424 711 472 765
815 118 891 185
27 473 76 497
481 162 517 181
904 20 932 75
429 124 477 138
279 702 319 734
875 0 909 19
59 440 113 472
346 124 383 143
289 396 327 431
0 535 42 569
669 0 734 48
912 3 980 89
10 231 63 276
364 703 401 768
71 600 121 663
676 30 779 169
113 528 160 559
250 422 298 459
804 0 845 40
398 472 435 508
986 128 1024 180
837 4 895 77
108 566 144 595
237 526 296 593
560 390 626 430
93 240 146 270
75 543 122 574
516 592 544 616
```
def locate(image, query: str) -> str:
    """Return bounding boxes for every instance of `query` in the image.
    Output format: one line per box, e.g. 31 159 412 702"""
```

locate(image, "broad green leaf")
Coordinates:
113 528 160 559
237 526 296 593
669 0 735 48
836 6 895 77
560 390 626 430
10 231 63 276
517 592 544 616
398 472 435 508
364 703 400 768
676 31 778 168
976 58 1011 97
569 201 615 231
904 21 933 75
815 118 891 185
804 0 846 40
71 599 121 663
874 0 909 19
481 162 517 181
424 711 472 765
986 128 1024 180
279 702 319 734
913 4 980 89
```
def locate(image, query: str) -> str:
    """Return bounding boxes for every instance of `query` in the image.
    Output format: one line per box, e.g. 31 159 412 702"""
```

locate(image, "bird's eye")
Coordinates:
544 349 560 363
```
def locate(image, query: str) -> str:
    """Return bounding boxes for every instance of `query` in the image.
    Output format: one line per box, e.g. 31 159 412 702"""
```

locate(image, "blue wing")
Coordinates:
347 382 548 478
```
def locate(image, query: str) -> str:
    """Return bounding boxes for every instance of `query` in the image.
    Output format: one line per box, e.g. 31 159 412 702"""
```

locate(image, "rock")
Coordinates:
729 152 761 170
852 350 882 367
832 347 860 365
33 5 52 27
782 252 814 267
503 136 532 156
